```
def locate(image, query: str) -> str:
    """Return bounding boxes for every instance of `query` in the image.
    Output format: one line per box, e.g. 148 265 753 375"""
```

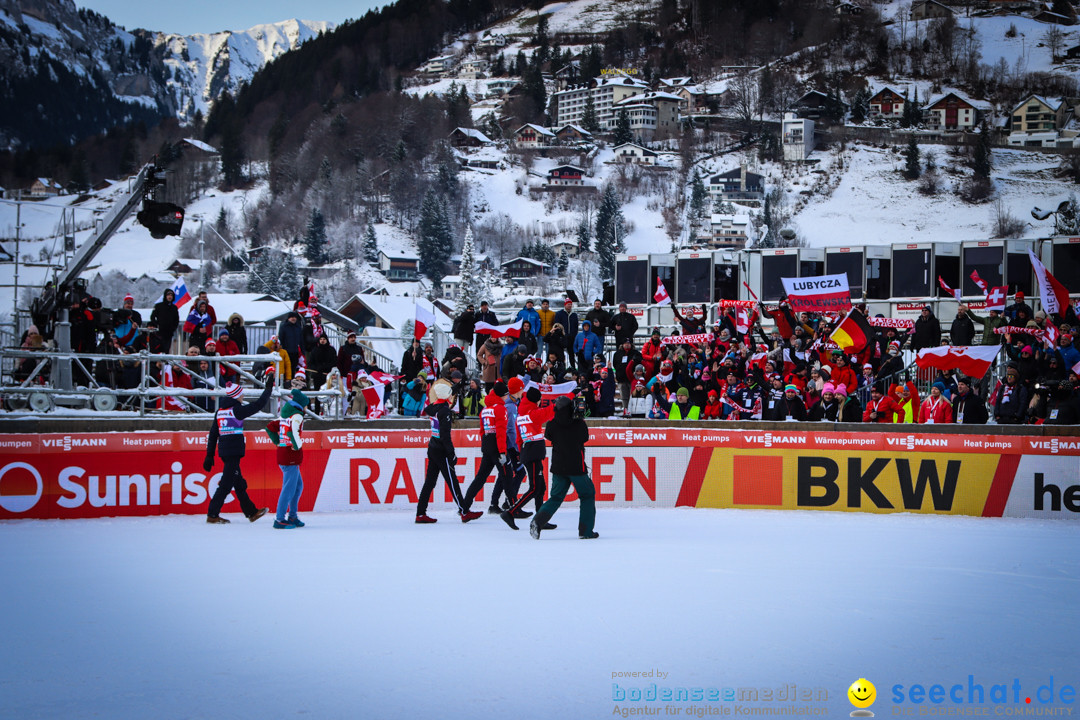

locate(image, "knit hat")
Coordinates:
834 383 848 398
218 329 229 338
123 293 134 302
707 389 718 398
225 383 243 399
634 364 645 374
784 384 798 393
493 381 508 397
204 340 217 350
1015 291 1024 299
863 363 873 369
564 299 573 306
347 331 357 339
676 387 689 398
1035 310 1046 320
507 377 525 394
1025 321 1039 330
932 381 947 394
823 382 835 394
433 383 453 401
526 387 542 403
1021 345 1033 354
417 370 428 379
269 335 279 344
294 368 307 380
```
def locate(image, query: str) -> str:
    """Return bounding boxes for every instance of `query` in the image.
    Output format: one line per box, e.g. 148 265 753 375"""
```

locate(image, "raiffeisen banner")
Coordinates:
0 429 1078 520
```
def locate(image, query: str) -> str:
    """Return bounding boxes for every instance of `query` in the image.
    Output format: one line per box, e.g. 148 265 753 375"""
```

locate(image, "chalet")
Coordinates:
28 178 63 198
707 166 765 203
546 165 586 187
458 59 488 79
440 275 461 300
869 88 906 119
1032 10 1076 25
476 32 507 53
701 214 751 249
1007 94 1068 147
513 123 555 149
420 55 456 75
553 124 593 144
835 1 863 14
782 112 815 162
448 127 493 148
659 77 694 92
486 78 519 97
911 0 953 20
501 256 549 280
795 90 845 122
553 62 580 89
449 252 493 273
1066 44 1080 59
551 239 580 258
167 258 202 275
377 250 420 281
924 92 988 131
612 142 658 165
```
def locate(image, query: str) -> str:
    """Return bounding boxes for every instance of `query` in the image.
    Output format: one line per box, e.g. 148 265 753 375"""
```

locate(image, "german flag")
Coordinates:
829 310 873 353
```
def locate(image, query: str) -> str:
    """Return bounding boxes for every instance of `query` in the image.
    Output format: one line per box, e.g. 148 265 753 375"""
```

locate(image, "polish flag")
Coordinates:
474 318 524 338
985 286 1008 312
970 270 988 294
654 278 671 306
915 345 1001 378
938 276 961 301
524 378 577 400
414 303 436 340
1028 249 1072 315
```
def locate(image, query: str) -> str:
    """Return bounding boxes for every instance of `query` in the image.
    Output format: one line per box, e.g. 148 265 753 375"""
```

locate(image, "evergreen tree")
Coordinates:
759 194 774 248
219 120 245 188
363 224 380 264
690 169 707 217
576 214 592 253
457 226 487 311
594 185 625 280
492 53 506 76
534 14 549 65
515 50 527 76
900 93 912 129
581 44 602 82
850 88 870 124
581 95 600 134
613 108 633 145
418 190 452 283
278 252 302 300
557 247 569 274
972 120 992 179
304 208 330 265
215 205 230 239
904 135 921 180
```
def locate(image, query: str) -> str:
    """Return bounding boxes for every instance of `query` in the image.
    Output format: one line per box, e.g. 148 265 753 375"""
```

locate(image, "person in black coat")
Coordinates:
401 338 424 380
415 383 479 523
585 299 612 345
953 376 988 424
277 312 305 373
150 289 180 352
609 302 639 347
950 306 976 346
530 395 597 539
909 305 942 352
453 305 476 347
544 323 570 365
553 301 579 368
442 344 468 376
517 321 538 355
305 334 338 389
337 332 366 375
993 366 1029 424
472 301 498 354
225 313 248 355
203 371 275 523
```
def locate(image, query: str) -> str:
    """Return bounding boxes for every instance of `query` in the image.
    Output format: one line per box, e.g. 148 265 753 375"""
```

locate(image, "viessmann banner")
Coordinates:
0 429 1078 520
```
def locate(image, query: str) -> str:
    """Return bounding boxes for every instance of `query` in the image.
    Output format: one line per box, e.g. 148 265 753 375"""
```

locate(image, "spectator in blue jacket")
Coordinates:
516 299 541 338
575 320 602 370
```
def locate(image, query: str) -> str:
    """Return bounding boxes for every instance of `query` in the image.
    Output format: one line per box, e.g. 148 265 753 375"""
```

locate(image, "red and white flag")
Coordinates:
985 286 1008 312
1073 359 1080 376
735 307 750 335
1044 318 1060 346
915 345 1001 378
654 278 671 306
474 318 524 338
970 270 988 294
1028 249 1072 315
938 276 961 301
414 303 436 340
524 379 577 400
362 383 386 419
780 273 852 313
159 365 186 412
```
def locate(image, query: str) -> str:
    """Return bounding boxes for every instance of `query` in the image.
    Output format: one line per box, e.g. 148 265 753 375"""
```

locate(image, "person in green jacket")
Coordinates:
654 386 701 420
965 305 1006 346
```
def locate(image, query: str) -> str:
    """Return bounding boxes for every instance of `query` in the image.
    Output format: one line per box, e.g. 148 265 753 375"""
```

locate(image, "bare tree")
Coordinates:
730 68 762 131
1042 26 1069 62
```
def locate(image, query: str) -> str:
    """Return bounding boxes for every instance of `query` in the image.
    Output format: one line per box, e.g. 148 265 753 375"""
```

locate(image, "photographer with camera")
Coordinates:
529 393 599 540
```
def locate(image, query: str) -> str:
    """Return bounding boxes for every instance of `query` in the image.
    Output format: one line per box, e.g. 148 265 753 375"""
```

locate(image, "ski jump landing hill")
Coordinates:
1 419 1078 521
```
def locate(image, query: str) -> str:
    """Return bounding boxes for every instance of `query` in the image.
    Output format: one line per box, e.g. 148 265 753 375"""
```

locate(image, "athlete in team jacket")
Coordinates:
500 386 557 531
462 381 514 514
416 382 483 524
204 369 275 524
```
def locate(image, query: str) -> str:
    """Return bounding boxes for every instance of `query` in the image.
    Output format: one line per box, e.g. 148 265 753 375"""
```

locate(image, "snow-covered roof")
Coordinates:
555 123 592 136
1015 94 1062 113
183 138 219 153
451 127 494 143
660 77 693 87
338 294 451 332
596 74 649 89
515 123 555 137
441 275 462 283
198 293 294 324
379 249 420 261
502 256 547 267
925 90 992 112
710 214 751 225
613 142 657 155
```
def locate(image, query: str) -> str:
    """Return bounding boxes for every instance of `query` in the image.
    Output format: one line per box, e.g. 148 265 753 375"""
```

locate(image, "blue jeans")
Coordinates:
276 464 303 522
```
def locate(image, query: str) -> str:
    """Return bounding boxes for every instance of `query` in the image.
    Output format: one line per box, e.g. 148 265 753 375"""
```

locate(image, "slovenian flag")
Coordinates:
169 277 191 308
829 309 873 353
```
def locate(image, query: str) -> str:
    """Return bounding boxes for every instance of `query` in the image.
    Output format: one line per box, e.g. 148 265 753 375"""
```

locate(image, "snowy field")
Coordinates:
1 508 1077 719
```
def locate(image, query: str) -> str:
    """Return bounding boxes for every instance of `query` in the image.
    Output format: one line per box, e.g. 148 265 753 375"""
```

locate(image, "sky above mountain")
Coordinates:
76 0 388 34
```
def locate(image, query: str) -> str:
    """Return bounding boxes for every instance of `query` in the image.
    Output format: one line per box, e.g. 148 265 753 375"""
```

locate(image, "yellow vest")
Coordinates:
670 403 701 420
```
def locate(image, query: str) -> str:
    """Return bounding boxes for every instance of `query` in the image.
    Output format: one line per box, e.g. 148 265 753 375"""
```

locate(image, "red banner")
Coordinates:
661 332 713 345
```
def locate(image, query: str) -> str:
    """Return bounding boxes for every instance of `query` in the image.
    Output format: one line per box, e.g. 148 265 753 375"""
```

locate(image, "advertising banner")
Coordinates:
1 429 1078 521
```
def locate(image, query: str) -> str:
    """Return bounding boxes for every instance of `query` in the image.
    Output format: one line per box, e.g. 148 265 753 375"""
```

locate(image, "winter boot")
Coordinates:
248 508 269 523
530 511 553 539
415 514 437 524
540 522 557 530
578 524 599 539
486 505 502 515
499 510 519 530
206 516 230 524
512 509 533 519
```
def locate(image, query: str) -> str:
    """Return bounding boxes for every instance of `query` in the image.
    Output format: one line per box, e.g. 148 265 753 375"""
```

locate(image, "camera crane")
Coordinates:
29 161 185 391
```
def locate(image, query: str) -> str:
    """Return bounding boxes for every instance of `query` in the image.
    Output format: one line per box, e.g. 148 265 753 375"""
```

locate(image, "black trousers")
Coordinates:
465 449 524 510
509 458 546 514
417 446 465 516
207 456 258 518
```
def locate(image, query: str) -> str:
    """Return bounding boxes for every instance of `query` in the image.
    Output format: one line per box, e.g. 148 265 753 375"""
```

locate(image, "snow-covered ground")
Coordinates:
1 508 1076 719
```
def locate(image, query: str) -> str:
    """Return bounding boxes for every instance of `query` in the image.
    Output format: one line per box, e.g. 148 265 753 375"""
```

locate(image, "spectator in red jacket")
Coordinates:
863 384 903 423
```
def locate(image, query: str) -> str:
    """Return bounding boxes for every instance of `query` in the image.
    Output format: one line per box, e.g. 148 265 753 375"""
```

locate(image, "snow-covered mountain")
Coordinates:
0 0 331 149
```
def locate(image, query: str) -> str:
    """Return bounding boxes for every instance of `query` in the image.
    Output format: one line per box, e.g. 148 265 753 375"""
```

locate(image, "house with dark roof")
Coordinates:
707 167 765 203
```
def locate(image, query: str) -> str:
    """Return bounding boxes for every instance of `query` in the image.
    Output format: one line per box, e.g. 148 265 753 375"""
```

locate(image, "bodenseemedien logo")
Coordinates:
848 678 876 717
